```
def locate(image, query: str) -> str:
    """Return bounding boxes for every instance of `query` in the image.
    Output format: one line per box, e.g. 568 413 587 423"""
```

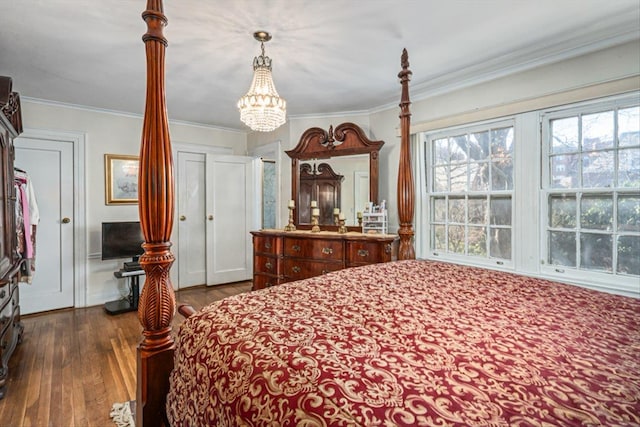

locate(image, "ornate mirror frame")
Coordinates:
285 122 384 229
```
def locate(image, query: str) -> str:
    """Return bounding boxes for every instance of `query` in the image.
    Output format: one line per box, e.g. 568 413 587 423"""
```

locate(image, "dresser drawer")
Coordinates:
252 274 280 290
253 235 280 254
284 238 344 259
283 258 343 281
346 241 393 266
253 254 280 275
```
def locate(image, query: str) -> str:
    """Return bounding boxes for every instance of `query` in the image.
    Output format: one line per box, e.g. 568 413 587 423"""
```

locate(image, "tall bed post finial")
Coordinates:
397 48 415 260
136 1 176 426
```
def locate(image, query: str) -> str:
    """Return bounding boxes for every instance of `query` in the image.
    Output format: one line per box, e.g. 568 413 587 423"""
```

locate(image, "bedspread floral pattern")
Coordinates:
167 260 640 426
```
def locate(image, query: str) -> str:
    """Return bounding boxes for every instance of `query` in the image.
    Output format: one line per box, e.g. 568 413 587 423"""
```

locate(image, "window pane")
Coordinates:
450 163 467 192
618 148 640 188
550 154 579 188
432 197 446 222
433 166 448 192
580 233 612 272
469 162 489 191
551 117 578 154
549 231 576 267
491 127 513 158
433 225 446 251
491 159 513 190
618 235 640 275
450 135 468 161
448 225 465 254
618 195 640 232
549 195 576 228
619 106 640 147
490 196 512 225
468 197 487 224
580 196 613 231
582 150 614 188
433 138 449 164
490 228 512 260
469 131 490 161
449 197 466 223
468 226 487 256
582 111 614 150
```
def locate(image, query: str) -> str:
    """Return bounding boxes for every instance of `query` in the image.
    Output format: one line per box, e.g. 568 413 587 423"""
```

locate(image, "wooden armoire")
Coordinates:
0 76 24 399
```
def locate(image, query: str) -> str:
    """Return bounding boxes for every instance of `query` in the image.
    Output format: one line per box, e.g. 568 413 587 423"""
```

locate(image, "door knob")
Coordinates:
180 215 186 221
62 217 71 224
208 215 213 220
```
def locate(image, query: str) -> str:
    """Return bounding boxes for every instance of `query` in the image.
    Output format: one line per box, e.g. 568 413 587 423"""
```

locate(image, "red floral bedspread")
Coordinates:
166 260 640 426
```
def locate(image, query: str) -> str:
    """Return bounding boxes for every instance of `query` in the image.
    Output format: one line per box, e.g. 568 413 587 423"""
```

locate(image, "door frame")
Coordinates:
18 128 87 308
249 140 282 229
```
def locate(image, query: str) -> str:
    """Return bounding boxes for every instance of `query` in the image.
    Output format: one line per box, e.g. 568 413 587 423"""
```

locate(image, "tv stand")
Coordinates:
104 267 145 315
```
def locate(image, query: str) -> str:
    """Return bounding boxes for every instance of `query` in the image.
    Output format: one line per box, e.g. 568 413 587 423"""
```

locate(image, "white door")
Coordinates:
15 137 74 313
206 154 254 285
177 152 207 288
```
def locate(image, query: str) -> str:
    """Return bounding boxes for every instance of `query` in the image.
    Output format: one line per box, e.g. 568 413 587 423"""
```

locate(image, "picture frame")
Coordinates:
105 154 139 205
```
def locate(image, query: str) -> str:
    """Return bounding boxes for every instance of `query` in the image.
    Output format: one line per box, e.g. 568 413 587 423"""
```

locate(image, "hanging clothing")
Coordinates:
15 168 39 283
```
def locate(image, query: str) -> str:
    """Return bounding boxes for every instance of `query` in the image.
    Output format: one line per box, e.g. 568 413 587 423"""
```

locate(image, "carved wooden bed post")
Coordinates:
136 1 176 426
397 48 415 260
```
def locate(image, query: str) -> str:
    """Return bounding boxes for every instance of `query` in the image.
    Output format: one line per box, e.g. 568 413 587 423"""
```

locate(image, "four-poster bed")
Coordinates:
135 2 639 426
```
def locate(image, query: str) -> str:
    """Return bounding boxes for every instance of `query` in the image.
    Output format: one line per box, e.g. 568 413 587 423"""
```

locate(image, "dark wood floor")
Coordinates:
0 281 252 427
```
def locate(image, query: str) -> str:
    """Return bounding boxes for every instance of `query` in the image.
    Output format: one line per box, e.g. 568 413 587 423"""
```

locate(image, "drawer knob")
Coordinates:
322 269 330 274
292 244 301 252
0 290 5 299
292 266 301 273
321 247 333 255
266 282 273 288
265 242 272 249
265 262 273 271
385 244 392 254
358 249 369 257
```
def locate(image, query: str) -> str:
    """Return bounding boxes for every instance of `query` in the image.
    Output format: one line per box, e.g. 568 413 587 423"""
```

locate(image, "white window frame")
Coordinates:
540 94 640 295
424 118 516 270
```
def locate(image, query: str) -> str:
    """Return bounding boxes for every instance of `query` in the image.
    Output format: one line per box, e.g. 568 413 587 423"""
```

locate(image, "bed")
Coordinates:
134 2 640 426
166 260 640 426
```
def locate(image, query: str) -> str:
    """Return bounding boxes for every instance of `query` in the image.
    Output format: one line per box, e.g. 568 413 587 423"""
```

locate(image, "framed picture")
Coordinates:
105 154 139 205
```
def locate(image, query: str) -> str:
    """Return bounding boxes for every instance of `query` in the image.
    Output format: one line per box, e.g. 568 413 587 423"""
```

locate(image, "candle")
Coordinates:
310 200 317 208
312 208 319 217
288 199 295 208
333 208 340 215
357 211 363 219
338 213 345 220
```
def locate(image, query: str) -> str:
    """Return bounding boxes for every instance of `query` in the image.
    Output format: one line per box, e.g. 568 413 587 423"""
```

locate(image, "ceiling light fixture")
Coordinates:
237 31 287 132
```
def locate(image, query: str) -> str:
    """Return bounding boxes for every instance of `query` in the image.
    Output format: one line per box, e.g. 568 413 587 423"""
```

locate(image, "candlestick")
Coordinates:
310 200 317 208
357 211 363 227
288 199 295 208
284 204 296 231
338 217 347 234
311 209 320 233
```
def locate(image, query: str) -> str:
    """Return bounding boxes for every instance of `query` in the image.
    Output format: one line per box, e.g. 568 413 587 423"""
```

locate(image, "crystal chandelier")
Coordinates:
237 31 287 132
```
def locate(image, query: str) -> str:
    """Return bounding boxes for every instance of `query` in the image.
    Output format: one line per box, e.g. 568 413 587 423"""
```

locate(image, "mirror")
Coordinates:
286 123 384 229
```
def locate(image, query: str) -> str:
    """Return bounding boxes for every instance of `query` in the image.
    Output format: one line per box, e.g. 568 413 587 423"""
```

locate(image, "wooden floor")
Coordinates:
0 281 252 427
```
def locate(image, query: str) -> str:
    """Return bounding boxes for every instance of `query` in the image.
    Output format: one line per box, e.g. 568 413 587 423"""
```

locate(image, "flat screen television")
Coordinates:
101 221 145 261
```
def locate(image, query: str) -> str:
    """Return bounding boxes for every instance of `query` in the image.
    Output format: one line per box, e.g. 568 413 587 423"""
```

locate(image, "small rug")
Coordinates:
110 401 135 427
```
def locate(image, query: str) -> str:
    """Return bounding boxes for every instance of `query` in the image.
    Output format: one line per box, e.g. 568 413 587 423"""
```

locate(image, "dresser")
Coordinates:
0 76 24 399
251 230 397 290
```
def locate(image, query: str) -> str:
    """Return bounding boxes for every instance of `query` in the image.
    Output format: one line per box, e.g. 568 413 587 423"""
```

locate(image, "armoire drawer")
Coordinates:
253 234 280 255
252 274 280 291
253 254 280 275
284 238 343 260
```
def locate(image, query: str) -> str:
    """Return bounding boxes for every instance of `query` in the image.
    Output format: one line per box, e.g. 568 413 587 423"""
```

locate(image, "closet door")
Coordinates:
206 154 254 285
15 137 74 313
177 152 207 288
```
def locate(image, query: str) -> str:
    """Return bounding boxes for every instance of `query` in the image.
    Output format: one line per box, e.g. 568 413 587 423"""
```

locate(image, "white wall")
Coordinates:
22 100 247 306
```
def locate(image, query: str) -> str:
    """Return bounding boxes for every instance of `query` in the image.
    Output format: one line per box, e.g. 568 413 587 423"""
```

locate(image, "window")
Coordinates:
543 102 640 277
419 93 639 296
427 121 514 264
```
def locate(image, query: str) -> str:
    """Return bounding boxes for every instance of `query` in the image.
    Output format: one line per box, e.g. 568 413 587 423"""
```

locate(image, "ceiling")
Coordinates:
1 1 638 131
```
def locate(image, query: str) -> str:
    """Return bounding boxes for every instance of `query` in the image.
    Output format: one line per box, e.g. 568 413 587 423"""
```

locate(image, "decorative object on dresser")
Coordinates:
0 76 24 399
362 202 388 234
286 122 384 230
251 229 397 290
